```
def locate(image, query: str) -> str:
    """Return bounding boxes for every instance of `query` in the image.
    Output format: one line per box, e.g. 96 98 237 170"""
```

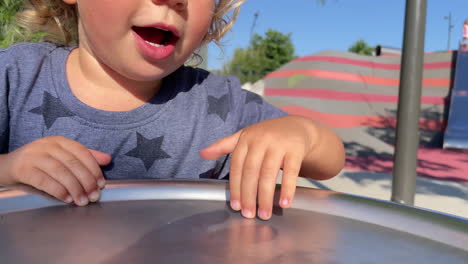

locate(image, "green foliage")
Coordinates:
222 29 296 84
0 0 22 25
0 0 23 48
348 39 374 56
0 0 46 49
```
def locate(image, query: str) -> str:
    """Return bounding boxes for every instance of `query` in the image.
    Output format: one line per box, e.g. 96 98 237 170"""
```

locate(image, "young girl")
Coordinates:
0 0 345 220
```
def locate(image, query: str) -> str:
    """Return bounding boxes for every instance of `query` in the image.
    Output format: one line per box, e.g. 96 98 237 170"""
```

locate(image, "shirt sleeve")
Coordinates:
0 48 11 154
226 76 288 131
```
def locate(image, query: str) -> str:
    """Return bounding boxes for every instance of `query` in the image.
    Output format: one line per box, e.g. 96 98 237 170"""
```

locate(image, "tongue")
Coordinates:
134 27 165 45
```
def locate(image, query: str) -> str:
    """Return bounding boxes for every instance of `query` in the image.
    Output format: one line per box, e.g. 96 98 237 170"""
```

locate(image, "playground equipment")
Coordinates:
1 1 466 262
443 44 468 149
0 180 467 263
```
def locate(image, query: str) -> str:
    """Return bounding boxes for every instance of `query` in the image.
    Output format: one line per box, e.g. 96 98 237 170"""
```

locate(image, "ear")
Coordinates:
62 0 77 4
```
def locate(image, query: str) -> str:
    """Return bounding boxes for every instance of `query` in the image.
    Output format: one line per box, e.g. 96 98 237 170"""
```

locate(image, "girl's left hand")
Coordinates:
200 116 317 220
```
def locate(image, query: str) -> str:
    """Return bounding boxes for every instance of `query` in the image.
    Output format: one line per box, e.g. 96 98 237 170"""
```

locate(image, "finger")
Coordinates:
19 167 72 203
240 146 266 219
280 152 301 208
50 146 99 201
58 140 107 189
257 149 283 220
200 130 243 160
228 142 247 212
88 149 112 166
37 154 89 206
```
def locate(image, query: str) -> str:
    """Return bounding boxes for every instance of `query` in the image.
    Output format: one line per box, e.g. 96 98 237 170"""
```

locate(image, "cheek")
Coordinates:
78 1 130 37
186 2 214 42
186 16 212 45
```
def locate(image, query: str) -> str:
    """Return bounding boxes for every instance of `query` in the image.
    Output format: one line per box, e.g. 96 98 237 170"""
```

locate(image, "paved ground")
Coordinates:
294 170 468 219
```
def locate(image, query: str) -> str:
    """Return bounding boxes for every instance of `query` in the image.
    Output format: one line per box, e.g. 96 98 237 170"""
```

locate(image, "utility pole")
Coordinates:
444 12 454 50
250 12 259 42
247 12 259 82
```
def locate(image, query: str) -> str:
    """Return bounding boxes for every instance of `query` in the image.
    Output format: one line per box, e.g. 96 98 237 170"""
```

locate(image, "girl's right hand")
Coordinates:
0 136 112 206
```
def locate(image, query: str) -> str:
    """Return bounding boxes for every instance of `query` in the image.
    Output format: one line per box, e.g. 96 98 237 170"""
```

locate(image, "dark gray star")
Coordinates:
199 154 230 179
207 94 230 122
199 168 216 179
102 161 115 172
0 130 8 153
125 132 171 171
29 91 75 129
245 92 263 105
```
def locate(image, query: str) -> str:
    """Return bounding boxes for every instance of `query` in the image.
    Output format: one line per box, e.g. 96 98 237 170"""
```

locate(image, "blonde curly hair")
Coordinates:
16 0 246 46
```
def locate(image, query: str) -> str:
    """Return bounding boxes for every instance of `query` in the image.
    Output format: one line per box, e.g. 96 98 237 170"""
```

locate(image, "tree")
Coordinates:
223 29 296 84
0 0 46 48
0 0 23 48
349 39 374 56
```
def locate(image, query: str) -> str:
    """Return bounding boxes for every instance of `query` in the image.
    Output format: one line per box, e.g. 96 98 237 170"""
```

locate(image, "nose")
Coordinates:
152 0 187 11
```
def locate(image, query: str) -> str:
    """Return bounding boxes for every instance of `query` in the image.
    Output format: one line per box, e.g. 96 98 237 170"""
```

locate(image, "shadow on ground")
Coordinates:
312 102 468 200
343 105 468 182
306 171 468 201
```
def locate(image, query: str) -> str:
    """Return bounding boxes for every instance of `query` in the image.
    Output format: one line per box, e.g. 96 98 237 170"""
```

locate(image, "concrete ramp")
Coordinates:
443 46 468 149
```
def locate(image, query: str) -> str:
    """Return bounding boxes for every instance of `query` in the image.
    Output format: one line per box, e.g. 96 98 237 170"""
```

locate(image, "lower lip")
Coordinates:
133 31 175 60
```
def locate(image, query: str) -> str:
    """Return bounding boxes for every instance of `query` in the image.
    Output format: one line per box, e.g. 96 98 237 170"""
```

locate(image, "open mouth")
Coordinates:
132 26 179 47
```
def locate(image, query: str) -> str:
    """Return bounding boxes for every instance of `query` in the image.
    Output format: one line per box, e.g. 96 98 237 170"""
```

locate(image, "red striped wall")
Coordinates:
279 105 445 130
265 69 451 87
265 88 447 105
292 56 452 70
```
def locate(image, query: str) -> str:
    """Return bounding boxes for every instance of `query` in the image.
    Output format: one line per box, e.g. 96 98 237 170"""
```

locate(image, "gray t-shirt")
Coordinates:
0 42 287 180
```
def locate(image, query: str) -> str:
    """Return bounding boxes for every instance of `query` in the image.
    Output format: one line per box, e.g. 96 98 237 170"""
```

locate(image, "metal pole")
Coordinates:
448 13 451 50
444 12 454 50
250 12 259 42
391 0 427 205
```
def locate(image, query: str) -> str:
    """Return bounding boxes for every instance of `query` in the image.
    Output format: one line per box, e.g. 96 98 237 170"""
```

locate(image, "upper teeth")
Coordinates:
145 40 162 47
155 27 169 32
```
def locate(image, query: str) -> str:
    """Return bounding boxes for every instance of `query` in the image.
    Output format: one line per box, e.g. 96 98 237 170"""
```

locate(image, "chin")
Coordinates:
146 60 183 78
120 64 174 82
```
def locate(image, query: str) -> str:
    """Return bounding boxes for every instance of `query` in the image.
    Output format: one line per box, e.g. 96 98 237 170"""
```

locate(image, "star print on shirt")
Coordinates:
207 94 230 122
245 92 263 105
199 168 216 179
29 91 75 129
0 129 7 153
199 154 230 179
125 132 171 171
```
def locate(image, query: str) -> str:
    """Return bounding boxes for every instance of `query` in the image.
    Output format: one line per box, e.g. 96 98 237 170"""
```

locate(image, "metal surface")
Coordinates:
392 0 427 205
0 180 467 264
444 45 468 149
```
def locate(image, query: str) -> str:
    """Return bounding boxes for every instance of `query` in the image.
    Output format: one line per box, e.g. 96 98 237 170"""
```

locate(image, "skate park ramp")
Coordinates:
263 49 468 182
443 45 468 149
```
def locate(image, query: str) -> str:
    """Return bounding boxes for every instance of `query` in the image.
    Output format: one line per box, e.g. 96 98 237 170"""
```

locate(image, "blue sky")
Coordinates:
207 0 468 70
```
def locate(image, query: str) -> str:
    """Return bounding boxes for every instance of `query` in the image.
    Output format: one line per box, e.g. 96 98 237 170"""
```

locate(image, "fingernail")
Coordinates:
98 178 106 189
280 198 290 207
258 209 269 219
88 190 100 202
230 200 241 211
78 195 89 206
65 195 73 204
242 209 254 218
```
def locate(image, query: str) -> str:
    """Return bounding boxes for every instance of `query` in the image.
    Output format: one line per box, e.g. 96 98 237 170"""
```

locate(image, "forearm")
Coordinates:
292 116 345 180
0 154 13 186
